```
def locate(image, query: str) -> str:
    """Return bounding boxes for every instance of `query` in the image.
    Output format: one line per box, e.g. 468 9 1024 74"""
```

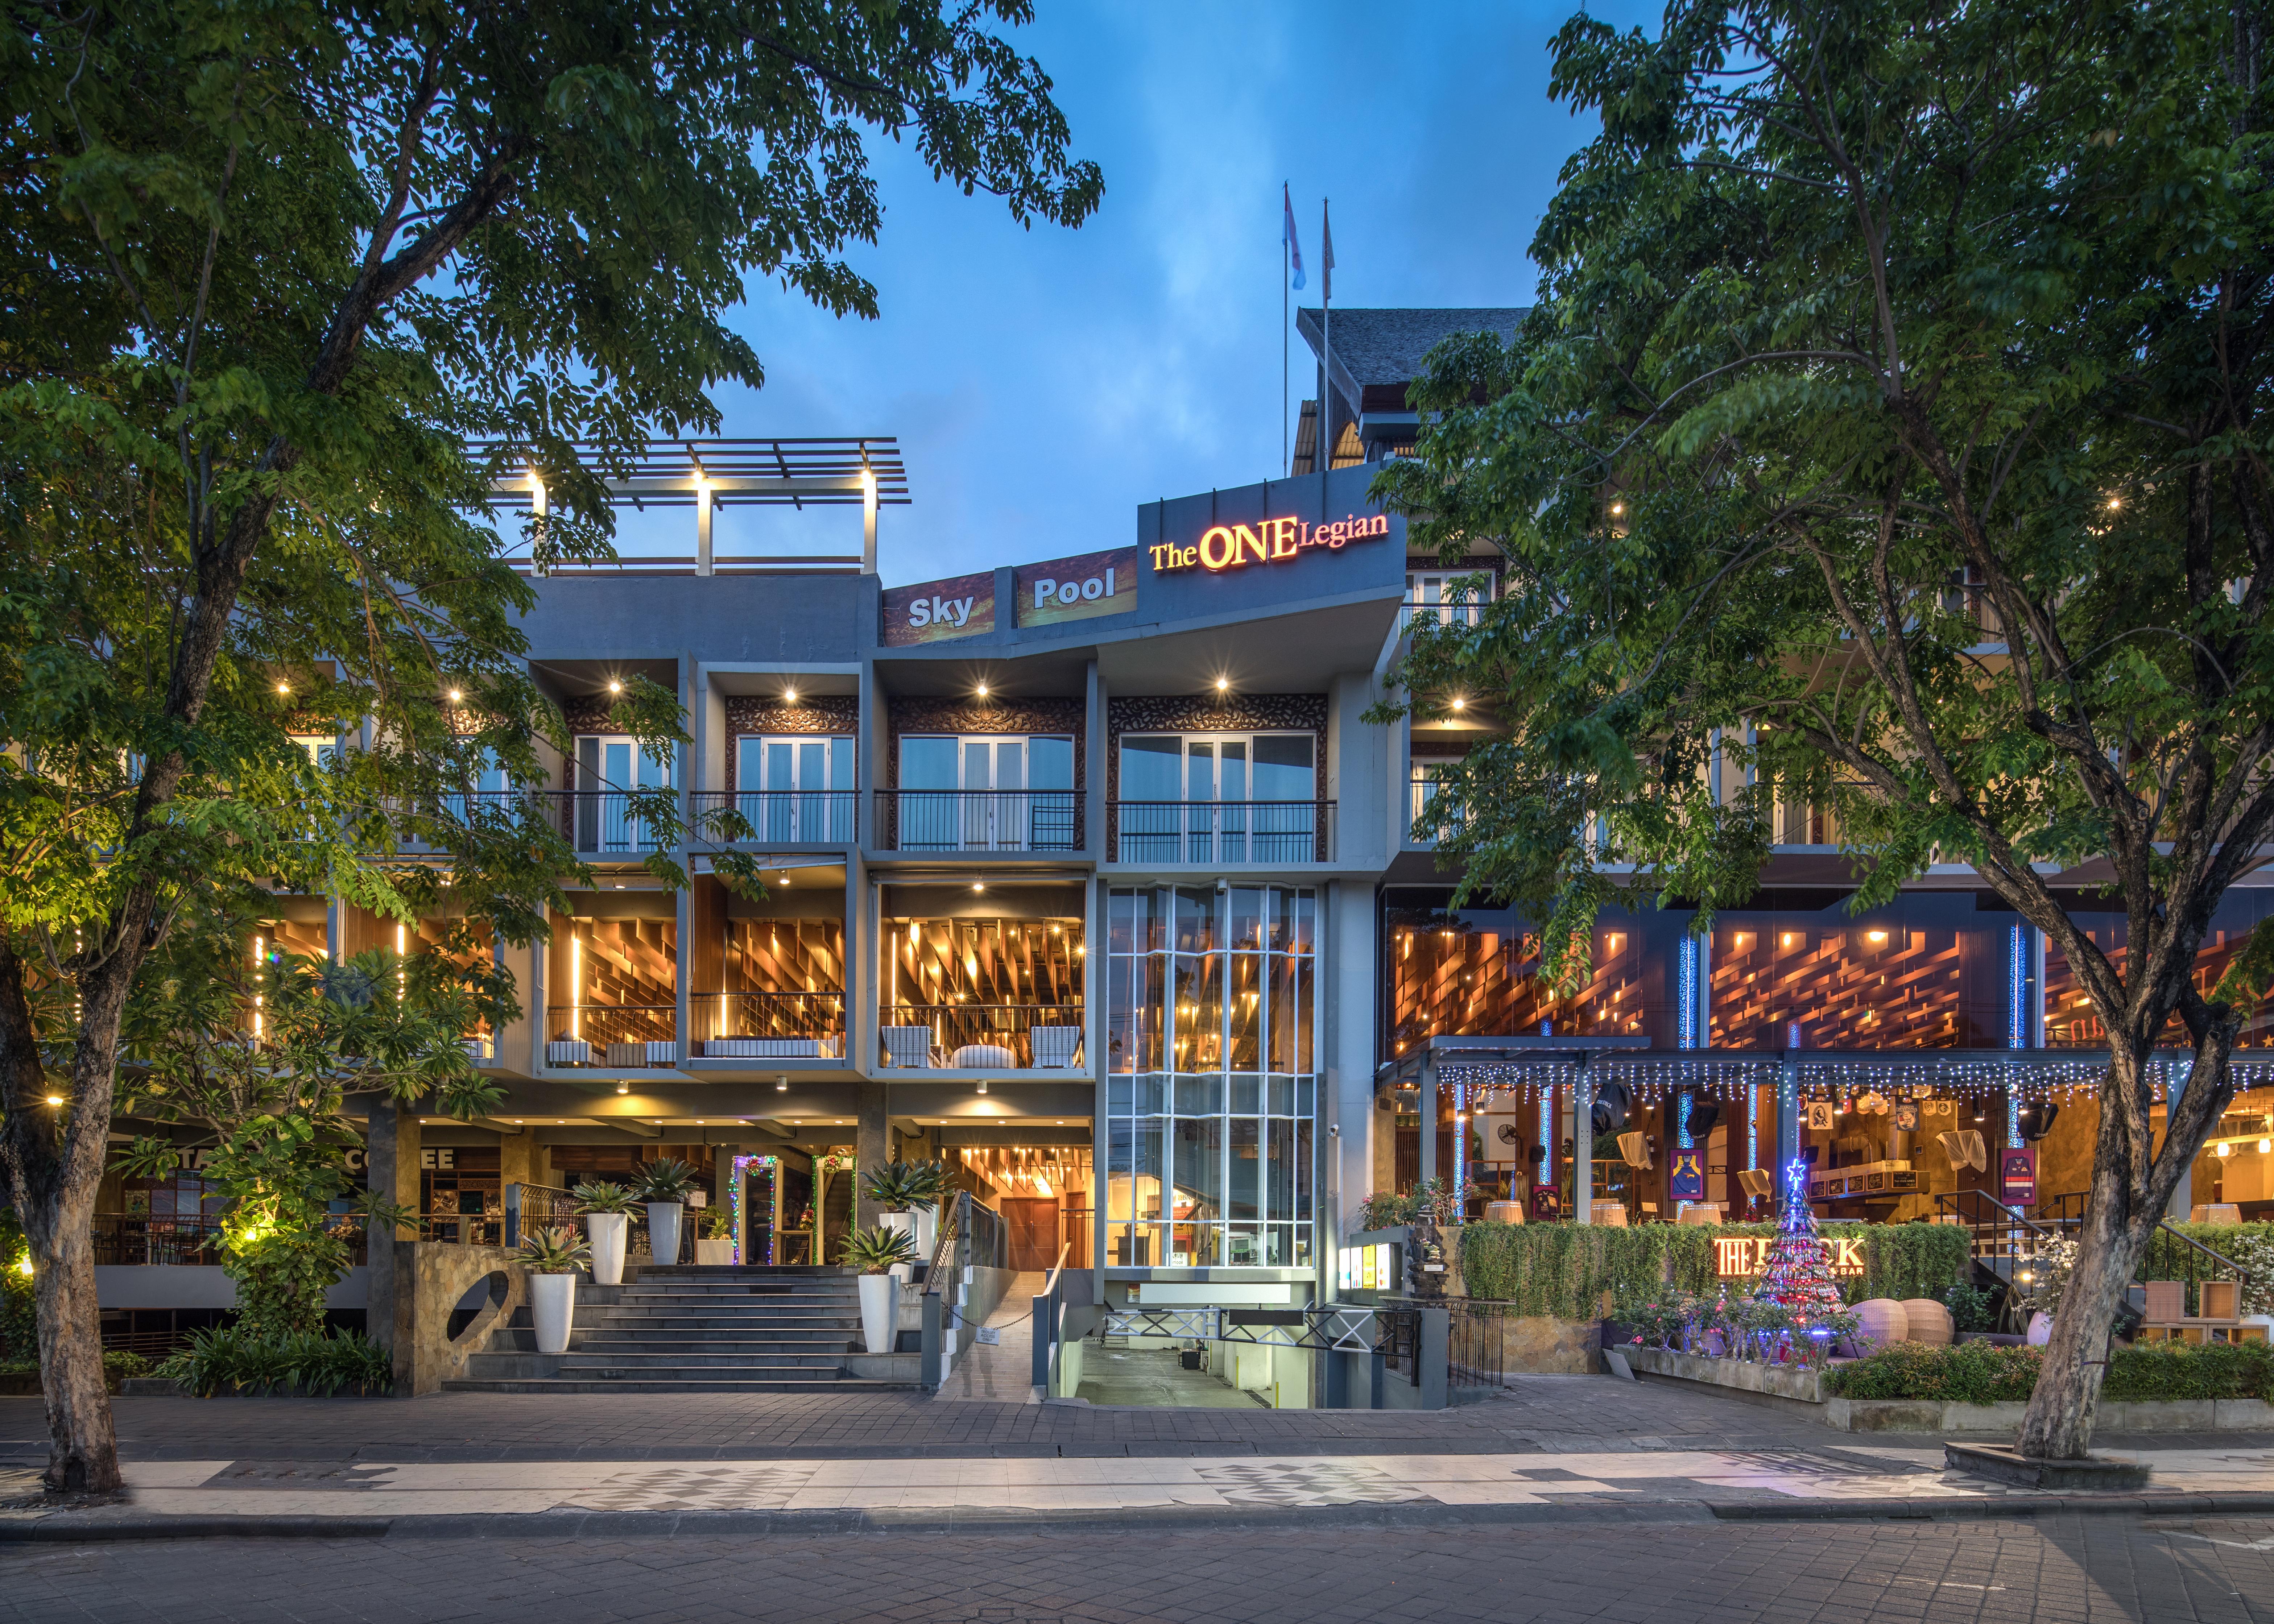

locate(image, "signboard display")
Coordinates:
881 571 995 647
1714 1235 1867 1280
1149 509 1390 577
2000 1145 2038 1207
1669 1149 1704 1201
1014 547 1138 628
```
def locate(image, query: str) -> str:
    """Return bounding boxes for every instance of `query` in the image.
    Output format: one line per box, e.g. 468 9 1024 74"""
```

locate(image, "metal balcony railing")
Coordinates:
877 1003 1086 1069
690 789 860 845
878 790 1081 852
545 1004 678 1066
690 991 845 1058
1108 800 1335 865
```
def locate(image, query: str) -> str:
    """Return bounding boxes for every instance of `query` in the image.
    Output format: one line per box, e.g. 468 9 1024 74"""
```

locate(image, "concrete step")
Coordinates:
556 1353 850 1370
575 1337 856 1352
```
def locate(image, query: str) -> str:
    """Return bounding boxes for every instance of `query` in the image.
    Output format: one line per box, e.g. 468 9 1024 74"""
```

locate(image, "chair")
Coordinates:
1030 1025 1084 1068
880 1026 935 1068
949 1043 1017 1068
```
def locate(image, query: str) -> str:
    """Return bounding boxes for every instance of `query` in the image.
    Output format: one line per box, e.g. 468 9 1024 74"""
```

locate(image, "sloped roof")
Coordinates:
1295 307 1529 392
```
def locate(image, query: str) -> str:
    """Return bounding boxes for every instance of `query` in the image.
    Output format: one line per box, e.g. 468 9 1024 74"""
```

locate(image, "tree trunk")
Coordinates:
2018 1038 2230 1459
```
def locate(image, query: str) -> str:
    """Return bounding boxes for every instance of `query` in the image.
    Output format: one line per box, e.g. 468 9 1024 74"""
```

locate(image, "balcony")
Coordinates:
878 1003 1087 1070
544 1003 677 1067
690 990 846 1059
1107 801 1335 865
878 790 1081 853
691 789 860 846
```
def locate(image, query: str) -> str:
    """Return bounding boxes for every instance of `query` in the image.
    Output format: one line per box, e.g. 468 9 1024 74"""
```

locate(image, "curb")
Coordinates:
1711 1492 2274 1521
0 1515 396 1543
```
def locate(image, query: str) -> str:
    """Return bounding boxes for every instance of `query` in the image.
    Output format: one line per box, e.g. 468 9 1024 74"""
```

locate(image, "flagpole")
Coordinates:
1322 197 1332 478
1282 227 1289 476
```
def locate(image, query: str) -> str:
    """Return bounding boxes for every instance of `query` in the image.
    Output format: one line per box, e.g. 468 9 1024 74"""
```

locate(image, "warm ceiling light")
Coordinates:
2259 1138 2270 1155
274 682 290 696
1215 677 1229 692
972 881 985 893
1450 696 1465 711
975 682 989 698
1866 930 1887 943
607 679 622 694
777 1076 789 1091
616 1081 629 1094
976 1080 989 1095
783 689 798 705
447 689 462 703
2219 1141 2234 1158
45 1095 63 1106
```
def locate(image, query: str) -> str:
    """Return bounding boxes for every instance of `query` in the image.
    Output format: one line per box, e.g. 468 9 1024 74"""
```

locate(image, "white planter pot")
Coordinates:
857 1272 897 1355
646 1202 684 1266
2027 1311 2053 1346
914 1202 938 1259
584 1213 629 1286
694 1238 735 1265
880 1211 914 1279
529 1272 576 1354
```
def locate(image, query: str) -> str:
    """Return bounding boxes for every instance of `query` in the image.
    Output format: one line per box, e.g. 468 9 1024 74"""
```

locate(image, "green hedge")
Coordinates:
1455 1220 1971 1320
1824 1339 2274 1404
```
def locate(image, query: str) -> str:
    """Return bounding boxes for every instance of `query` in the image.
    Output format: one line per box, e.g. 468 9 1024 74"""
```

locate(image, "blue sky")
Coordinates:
611 0 1658 583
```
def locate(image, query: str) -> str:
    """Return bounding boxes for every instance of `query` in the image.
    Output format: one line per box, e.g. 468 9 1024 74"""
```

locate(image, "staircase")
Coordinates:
443 1264 914 1393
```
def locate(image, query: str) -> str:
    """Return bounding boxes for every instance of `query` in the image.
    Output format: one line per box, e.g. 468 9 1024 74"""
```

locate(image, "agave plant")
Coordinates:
860 1161 926 1212
633 1157 697 1202
518 1226 592 1274
838 1224 918 1276
573 1178 638 1215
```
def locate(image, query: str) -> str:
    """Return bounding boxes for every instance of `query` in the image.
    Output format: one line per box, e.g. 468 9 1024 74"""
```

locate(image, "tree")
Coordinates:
0 0 1099 1492
111 932 514 1339
1377 0 2274 1459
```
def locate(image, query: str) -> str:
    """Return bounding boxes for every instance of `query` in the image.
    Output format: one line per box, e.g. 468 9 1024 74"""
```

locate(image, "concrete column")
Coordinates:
854 1081 888 1231
363 1097 421 1361
1418 1056 1438 1188
1573 1058 1593 1224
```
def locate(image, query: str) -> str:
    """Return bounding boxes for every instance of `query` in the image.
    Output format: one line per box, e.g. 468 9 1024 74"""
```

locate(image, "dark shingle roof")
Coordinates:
1295 307 1529 393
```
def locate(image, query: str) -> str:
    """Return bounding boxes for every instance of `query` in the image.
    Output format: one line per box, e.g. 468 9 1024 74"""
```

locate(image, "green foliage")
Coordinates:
861 1161 945 1212
1943 1280 2002 1335
517 1227 590 1275
632 1159 696 1204
1456 1221 1968 1320
702 1208 736 1242
1356 1191 1412 1232
1825 1342 2045 1405
2144 1223 2274 1317
839 1224 917 1275
0 1209 32 1362
1825 1339 2274 1405
152 1325 392 1397
102 1348 148 1381
571 1180 638 1216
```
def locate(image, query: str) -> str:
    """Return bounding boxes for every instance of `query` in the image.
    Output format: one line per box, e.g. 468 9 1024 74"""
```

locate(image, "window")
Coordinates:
736 735 855 842
575 736 673 851
1116 734 1317 862
1402 570 1494 629
1105 885 1315 1268
895 734 1075 850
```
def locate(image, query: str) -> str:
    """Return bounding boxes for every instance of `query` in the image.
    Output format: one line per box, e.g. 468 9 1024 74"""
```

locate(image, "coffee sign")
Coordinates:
1150 510 1389 576
1015 547 1137 628
881 570 995 647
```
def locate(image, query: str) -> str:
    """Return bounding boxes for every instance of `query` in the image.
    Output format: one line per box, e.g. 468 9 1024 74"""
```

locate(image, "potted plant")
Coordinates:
574 1179 637 1285
519 1227 591 1354
907 1159 948 1258
695 1206 737 1266
840 1224 917 1353
634 1157 697 1266
861 1161 929 1279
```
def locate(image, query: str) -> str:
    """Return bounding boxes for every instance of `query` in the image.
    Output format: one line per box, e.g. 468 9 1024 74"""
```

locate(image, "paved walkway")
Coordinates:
5 1514 2271 1623
938 1270 1047 1403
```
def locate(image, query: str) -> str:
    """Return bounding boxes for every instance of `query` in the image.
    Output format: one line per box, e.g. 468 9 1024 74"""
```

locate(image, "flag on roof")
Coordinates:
1282 184 1306 291
1321 199 1336 302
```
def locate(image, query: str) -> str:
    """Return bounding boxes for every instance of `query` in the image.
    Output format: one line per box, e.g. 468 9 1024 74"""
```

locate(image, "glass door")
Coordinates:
737 736 853 842
963 737 1024 849
576 735 673 851
1119 734 1315 863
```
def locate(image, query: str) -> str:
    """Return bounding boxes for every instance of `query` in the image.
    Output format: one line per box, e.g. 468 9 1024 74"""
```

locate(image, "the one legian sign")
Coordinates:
881 570 995 646
1149 510 1389 576
1014 547 1138 628
1715 1235 1866 1279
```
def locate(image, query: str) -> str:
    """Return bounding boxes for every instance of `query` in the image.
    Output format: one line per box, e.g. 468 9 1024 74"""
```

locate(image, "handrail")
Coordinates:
1042 1240 1071 1298
1937 1188 2252 1316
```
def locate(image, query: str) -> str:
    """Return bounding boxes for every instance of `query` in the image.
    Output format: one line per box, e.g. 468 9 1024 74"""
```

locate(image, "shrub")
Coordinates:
2103 1341 2274 1403
1943 1279 2001 1334
1824 1341 2044 1404
1356 1191 1411 1231
153 1325 393 1397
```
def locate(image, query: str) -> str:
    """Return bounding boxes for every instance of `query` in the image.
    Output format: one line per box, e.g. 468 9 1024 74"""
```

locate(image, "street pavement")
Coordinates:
3 1512 2272 1622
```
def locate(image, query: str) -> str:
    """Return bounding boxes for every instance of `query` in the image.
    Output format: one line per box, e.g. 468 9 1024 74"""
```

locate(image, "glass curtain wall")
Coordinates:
1105 885 1316 1269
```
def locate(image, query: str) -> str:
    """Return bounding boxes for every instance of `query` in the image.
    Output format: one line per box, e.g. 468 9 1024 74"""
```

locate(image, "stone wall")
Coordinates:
386 1240 527 1397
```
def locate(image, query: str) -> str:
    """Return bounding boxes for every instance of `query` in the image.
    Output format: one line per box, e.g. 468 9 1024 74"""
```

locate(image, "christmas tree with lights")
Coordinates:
1755 1158 1844 1325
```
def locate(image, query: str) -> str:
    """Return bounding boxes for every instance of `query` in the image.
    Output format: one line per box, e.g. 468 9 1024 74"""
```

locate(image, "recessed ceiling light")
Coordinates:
607 679 622 694
975 682 989 697
783 688 798 705
1215 677 1228 691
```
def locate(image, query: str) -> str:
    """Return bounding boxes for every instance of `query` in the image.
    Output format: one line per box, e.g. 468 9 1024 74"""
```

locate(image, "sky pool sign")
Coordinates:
881 570 996 646
1015 547 1138 629
1150 510 1390 576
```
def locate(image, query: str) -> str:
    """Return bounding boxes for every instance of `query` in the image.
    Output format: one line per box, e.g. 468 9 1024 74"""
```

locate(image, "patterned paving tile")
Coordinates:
556 1463 819 1512
1191 1461 1428 1507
